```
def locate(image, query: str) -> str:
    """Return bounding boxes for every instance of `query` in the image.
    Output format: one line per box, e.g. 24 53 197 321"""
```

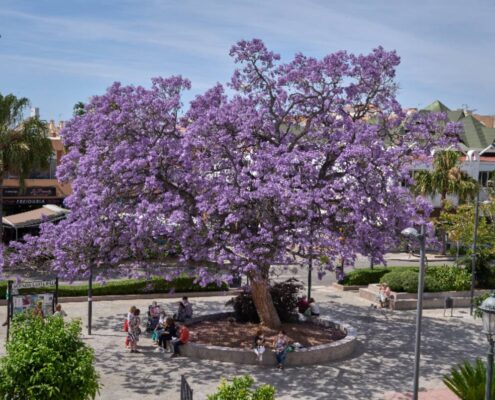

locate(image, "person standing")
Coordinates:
128 308 141 353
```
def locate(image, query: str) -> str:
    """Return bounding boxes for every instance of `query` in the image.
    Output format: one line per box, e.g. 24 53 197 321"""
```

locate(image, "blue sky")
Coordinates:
1 0 494 121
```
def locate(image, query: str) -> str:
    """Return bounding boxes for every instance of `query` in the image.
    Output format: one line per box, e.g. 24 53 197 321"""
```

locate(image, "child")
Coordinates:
253 329 266 362
171 322 189 358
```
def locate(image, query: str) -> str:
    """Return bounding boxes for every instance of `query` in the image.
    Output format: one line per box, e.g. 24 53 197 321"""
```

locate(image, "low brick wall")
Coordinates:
180 313 357 366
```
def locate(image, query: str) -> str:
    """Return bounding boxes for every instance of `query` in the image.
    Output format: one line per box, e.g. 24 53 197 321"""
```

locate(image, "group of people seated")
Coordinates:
147 297 193 332
124 297 193 356
252 329 298 370
296 295 320 317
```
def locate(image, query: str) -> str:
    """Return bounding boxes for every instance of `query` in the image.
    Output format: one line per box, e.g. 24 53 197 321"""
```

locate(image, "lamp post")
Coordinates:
479 293 495 400
88 262 93 335
401 224 426 400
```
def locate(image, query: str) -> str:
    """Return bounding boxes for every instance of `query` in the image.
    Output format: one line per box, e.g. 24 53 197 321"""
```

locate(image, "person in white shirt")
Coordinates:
308 298 320 316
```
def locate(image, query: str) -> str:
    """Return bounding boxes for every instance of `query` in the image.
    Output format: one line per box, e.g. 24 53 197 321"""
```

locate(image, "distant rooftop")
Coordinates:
422 100 495 151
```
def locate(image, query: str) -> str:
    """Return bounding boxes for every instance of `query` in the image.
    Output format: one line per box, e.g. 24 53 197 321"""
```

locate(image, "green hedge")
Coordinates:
0 277 228 299
341 267 417 286
379 265 471 293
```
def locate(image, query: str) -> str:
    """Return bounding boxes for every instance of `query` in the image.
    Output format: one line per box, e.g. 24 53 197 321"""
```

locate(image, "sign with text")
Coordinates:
12 279 56 290
2 187 56 197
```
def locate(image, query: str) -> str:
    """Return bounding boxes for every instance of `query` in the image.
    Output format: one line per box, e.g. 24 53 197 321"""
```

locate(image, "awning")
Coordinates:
2 204 69 229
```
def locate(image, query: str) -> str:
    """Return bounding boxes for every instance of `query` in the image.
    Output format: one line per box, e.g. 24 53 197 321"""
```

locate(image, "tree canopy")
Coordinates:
4 39 460 327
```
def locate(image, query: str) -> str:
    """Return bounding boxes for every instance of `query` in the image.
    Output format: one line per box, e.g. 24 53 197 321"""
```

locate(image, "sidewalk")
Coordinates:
0 285 477 399
384 252 455 263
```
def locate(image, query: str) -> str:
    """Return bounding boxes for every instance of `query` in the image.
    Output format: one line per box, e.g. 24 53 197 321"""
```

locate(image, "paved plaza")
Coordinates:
0 279 483 400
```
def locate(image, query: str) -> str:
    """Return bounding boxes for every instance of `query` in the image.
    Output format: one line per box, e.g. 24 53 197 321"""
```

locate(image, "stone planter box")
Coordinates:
359 284 491 310
181 313 357 366
332 283 367 291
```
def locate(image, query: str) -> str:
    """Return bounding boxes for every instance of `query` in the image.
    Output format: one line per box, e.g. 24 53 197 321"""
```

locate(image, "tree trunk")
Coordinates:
250 278 281 329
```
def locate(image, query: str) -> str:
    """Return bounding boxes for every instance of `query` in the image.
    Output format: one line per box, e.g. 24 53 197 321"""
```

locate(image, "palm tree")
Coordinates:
443 358 495 400
414 150 479 254
0 93 53 239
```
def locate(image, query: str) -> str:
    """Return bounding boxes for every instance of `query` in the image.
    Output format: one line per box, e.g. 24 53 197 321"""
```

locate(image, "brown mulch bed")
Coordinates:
189 318 346 349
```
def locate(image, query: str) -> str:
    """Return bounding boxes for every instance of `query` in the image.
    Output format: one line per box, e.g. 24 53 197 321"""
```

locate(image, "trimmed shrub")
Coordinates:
379 271 407 292
0 277 228 299
380 265 472 293
341 268 391 286
0 312 100 399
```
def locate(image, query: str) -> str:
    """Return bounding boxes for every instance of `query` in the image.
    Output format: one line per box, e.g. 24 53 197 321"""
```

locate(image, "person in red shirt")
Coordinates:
297 295 309 314
171 323 189 357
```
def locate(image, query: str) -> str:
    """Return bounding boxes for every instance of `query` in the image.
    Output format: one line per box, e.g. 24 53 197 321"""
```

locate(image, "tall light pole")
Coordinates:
401 224 426 400
479 293 495 400
88 262 93 335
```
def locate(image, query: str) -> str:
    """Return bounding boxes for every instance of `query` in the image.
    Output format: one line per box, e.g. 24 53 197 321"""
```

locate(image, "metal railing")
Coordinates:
181 375 193 400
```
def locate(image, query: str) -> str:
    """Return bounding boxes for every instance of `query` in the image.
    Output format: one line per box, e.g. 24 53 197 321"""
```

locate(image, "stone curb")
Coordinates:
0 289 242 306
181 313 357 366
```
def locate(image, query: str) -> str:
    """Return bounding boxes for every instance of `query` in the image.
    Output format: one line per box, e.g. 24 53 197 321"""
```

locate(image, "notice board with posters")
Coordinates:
6 278 59 339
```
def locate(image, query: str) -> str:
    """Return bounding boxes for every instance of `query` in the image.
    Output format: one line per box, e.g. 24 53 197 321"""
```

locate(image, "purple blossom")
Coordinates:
3 39 458 287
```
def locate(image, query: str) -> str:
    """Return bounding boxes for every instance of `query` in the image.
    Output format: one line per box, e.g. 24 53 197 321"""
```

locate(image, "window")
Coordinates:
479 171 494 187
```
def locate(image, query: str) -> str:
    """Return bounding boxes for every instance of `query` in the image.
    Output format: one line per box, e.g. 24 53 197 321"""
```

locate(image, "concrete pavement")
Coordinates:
0 281 482 399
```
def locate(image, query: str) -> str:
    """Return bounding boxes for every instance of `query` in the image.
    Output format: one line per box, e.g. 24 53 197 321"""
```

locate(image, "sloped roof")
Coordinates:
423 100 451 113
421 101 495 151
2 205 69 229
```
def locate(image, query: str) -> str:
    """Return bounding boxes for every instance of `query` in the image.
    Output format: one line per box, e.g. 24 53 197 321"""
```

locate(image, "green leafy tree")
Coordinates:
0 93 53 237
443 358 495 400
414 150 479 254
438 200 495 287
207 375 276 400
0 312 100 400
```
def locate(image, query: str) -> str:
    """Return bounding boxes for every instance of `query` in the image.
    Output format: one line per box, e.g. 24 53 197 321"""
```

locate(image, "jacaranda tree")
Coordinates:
6 39 460 328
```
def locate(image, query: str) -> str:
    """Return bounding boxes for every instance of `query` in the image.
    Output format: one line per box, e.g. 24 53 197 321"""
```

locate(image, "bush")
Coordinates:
341 268 391 286
427 265 471 292
380 271 407 292
207 375 276 400
380 265 472 293
0 276 228 299
271 278 303 322
0 313 100 400
226 291 260 323
227 279 303 323
342 266 418 286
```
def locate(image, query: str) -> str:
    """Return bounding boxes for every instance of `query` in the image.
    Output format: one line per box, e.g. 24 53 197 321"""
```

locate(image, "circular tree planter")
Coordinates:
181 312 357 366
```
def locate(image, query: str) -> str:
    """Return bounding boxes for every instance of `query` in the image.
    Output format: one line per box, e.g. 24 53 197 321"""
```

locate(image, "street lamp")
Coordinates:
479 293 495 400
401 224 426 400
